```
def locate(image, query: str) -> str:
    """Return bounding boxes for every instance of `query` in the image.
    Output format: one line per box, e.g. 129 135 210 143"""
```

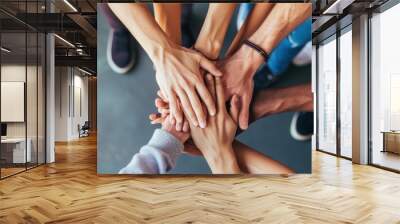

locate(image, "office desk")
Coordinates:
382 131 400 154
1 138 31 163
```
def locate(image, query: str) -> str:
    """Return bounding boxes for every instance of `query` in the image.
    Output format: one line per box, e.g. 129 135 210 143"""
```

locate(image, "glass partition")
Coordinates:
1 30 28 177
317 35 337 154
370 3 400 171
0 1 46 179
339 27 352 158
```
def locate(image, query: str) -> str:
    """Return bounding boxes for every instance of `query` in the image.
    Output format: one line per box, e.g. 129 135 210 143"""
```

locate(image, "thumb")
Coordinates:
239 93 252 130
230 95 240 124
199 55 222 77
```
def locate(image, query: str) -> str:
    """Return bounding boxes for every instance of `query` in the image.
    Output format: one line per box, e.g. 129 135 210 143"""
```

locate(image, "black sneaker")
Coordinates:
107 29 137 74
253 64 280 90
290 112 313 141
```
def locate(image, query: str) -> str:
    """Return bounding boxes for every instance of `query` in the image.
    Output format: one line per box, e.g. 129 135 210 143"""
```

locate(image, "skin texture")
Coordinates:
153 3 237 131
194 3 237 60
226 3 275 56
161 115 189 144
220 3 312 130
189 75 241 174
149 83 304 174
109 3 222 130
153 3 182 45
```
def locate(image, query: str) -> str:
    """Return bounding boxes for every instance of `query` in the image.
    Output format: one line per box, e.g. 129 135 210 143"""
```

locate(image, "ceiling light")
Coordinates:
323 0 355 15
1 47 11 53
63 0 78 12
54 34 75 48
78 67 93 76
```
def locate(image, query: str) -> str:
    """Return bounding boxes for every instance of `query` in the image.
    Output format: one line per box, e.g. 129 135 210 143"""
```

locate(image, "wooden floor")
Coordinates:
0 135 400 224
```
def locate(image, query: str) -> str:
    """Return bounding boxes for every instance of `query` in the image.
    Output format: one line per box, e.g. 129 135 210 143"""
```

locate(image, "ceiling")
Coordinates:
0 0 97 74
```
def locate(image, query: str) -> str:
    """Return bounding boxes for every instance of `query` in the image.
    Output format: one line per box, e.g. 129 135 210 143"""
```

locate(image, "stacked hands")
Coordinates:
150 74 242 174
109 3 312 174
152 43 259 132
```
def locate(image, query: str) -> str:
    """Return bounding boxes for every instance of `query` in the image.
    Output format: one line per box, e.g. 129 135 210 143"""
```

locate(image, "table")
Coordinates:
1 138 31 163
381 131 400 154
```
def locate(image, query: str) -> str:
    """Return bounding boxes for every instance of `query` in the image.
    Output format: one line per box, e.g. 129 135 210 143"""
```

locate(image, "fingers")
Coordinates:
186 88 206 128
182 120 189 133
149 113 159 121
157 90 168 102
155 98 168 109
176 88 199 128
230 95 240 124
205 74 216 102
196 81 216 117
215 77 226 113
199 55 222 77
167 91 182 127
149 113 163 124
238 91 252 130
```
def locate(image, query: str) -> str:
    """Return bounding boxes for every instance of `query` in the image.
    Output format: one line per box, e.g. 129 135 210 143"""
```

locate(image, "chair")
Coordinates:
79 121 90 138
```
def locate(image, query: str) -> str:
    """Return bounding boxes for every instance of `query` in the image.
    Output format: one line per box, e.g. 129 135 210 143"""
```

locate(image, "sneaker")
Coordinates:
107 29 137 74
293 41 312 66
290 112 314 141
253 64 280 91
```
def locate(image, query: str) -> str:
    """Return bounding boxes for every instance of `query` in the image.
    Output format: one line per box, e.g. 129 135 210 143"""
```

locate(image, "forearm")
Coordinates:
194 3 237 59
252 84 313 120
203 145 241 174
227 3 275 56
153 3 182 45
231 3 311 73
108 3 175 62
249 3 311 55
233 141 293 174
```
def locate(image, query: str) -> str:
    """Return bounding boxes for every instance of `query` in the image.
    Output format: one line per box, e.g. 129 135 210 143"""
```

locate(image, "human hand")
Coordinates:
219 45 264 130
161 115 190 143
189 75 241 174
148 92 190 143
149 92 203 156
153 44 222 131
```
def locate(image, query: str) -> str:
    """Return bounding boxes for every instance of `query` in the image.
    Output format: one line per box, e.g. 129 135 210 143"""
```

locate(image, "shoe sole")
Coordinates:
107 30 136 74
290 112 312 141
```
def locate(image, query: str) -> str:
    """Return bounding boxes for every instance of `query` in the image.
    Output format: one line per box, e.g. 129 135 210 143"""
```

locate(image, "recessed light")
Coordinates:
54 34 75 48
63 0 78 12
1 47 11 53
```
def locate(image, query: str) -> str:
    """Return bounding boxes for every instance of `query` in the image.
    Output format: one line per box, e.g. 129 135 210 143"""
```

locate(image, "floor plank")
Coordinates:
0 135 399 224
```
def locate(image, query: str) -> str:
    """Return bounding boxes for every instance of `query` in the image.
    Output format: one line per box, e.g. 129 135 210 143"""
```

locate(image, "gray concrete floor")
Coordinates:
97 4 311 174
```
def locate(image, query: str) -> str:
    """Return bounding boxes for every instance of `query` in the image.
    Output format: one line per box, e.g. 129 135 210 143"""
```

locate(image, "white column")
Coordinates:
46 32 55 163
352 14 369 164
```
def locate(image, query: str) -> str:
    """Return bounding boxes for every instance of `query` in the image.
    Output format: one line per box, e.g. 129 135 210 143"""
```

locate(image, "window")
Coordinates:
339 27 352 158
370 3 400 171
317 36 337 154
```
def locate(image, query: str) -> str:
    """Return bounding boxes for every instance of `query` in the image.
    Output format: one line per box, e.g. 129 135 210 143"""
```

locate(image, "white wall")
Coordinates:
55 67 89 141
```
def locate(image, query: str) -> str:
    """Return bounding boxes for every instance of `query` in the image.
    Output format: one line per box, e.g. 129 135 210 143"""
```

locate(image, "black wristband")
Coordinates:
243 40 269 61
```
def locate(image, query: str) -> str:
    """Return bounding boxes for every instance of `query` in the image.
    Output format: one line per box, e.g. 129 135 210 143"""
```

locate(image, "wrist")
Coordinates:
235 45 265 78
148 38 177 64
194 39 221 60
203 145 241 174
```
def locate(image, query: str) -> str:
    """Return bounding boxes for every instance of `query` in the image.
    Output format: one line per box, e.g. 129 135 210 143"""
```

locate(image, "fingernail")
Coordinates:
200 120 206 128
210 109 216 116
176 123 182 131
